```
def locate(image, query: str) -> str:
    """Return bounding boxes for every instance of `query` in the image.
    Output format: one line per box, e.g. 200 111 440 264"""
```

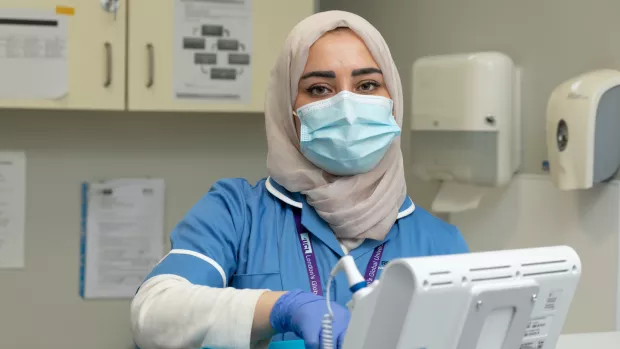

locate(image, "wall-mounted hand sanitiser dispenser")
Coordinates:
546 69 620 191
411 52 521 212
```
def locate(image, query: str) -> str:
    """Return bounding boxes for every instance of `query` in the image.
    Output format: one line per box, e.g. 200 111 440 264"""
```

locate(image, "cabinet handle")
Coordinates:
104 42 112 87
146 43 154 88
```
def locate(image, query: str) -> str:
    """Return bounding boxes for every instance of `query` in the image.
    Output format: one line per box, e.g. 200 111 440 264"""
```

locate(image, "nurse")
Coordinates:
131 10 468 349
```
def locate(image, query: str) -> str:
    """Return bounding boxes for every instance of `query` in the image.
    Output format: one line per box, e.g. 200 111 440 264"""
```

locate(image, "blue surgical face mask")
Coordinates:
295 90 401 176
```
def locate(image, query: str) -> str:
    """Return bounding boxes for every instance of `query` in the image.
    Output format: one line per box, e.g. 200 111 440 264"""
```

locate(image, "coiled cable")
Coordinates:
321 272 337 349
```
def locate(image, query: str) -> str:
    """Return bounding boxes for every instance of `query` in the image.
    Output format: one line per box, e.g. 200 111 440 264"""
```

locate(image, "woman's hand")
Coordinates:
269 289 351 349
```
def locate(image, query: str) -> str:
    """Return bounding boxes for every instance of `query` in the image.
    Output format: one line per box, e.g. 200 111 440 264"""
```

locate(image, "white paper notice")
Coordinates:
80 178 165 299
0 8 68 99
173 0 252 103
0 152 26 269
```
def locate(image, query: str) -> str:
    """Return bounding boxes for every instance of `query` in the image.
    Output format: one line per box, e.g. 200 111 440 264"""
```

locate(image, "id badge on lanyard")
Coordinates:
293 209 385 296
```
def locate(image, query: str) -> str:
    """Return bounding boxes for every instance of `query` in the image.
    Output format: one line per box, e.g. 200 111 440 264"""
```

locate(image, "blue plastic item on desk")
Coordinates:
268 340 305 349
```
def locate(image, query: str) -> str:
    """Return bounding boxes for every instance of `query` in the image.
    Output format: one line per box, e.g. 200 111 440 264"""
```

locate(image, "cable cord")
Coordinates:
322 272 336 349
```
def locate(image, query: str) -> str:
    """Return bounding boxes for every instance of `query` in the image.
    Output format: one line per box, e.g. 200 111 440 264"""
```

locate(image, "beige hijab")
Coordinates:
265 10 407 244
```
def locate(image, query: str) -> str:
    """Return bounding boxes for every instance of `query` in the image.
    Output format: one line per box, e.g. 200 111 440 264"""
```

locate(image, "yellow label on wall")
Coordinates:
55 6 75 16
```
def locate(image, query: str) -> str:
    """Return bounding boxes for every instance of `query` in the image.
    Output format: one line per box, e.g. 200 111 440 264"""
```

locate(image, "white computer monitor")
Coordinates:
343 245 581 349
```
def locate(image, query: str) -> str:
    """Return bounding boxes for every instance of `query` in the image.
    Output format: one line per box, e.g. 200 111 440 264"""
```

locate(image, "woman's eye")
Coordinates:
307 85 331 96
358 81 379 92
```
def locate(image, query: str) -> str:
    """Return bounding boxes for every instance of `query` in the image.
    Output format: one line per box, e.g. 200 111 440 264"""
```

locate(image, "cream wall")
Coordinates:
321 0 620 333
0 110 268 349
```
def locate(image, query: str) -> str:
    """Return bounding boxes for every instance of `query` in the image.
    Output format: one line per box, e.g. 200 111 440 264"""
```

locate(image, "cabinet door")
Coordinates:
127 0 315 113
0 0 126 110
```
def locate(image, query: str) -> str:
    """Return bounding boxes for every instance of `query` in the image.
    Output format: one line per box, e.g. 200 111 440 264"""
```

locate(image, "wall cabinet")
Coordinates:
0 0 127 110
0 0 314 112
128 0 315 112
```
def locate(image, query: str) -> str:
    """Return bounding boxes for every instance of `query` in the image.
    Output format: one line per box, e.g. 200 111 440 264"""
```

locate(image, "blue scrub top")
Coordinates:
144 177 469 343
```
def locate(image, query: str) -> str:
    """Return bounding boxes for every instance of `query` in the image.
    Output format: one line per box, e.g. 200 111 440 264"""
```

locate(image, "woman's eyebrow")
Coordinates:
300 70 336 79
352 67 382 76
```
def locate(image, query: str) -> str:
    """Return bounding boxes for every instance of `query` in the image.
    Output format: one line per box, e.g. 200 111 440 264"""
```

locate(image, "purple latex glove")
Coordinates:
270 289 351 349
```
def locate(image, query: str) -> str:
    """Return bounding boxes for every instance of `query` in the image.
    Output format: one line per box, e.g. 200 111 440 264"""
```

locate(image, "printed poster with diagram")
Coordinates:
173 0 253 103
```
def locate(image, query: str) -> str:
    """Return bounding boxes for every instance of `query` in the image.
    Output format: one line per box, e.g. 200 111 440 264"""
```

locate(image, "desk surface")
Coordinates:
555 331 620 349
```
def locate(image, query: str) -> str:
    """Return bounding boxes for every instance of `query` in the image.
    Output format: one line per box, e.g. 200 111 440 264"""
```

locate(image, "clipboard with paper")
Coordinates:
79 178 166 299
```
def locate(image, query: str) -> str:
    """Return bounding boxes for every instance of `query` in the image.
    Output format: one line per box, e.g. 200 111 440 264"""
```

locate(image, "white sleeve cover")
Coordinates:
131 274 269 349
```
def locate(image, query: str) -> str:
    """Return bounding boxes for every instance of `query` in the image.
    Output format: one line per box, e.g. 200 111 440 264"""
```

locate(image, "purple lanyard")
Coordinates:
294 209 385 296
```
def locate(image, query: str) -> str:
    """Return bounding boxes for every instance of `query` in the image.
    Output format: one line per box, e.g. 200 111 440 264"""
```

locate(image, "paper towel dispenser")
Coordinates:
411 52 521 189
546 69 620 190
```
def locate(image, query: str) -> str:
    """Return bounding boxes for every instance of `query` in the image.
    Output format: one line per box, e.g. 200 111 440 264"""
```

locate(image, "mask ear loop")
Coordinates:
292 110 302 146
